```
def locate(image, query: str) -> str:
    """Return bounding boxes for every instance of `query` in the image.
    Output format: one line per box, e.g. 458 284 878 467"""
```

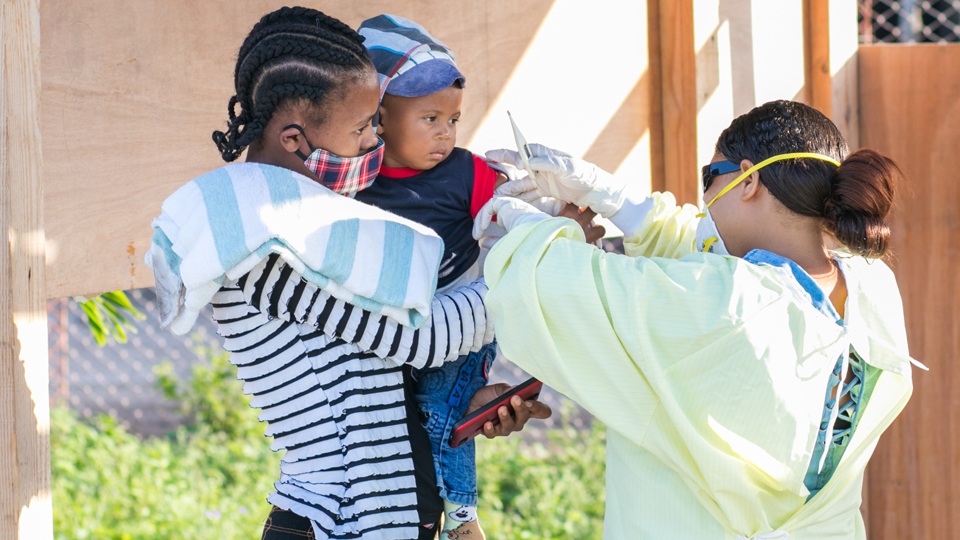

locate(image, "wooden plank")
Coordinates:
828 0 859 148
654 0 698 205
859 43 960 540
1 0 53 538
646 0 666 194
803 0 832 115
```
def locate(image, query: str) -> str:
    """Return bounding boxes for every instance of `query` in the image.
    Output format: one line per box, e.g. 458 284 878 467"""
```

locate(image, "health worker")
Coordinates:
474 99 921 539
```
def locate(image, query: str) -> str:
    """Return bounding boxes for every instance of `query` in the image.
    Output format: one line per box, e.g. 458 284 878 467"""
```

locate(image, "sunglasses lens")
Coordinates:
701 161 739 191
701 165 717 191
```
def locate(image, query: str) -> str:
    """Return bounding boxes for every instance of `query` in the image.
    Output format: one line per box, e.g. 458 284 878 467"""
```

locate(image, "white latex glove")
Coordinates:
485 143 627 218
477 222 507 250
472 196 550 242
525 196 564 217
492 175 540 202
492 180 563 217
484 158 528 183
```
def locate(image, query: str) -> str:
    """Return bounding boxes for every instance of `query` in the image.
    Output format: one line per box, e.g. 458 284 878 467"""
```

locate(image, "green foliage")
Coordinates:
477 404 606 540
75 291 146 346
51 408 278 540
154 340 263 440
52 342 607 539
52 340 279 540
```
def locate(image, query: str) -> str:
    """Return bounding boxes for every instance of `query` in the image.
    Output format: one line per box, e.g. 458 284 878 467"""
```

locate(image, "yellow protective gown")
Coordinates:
484 192 915 539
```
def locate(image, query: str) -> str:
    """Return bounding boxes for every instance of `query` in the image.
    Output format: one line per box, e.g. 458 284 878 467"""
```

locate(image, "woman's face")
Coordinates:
701 152 746 255
300 69 381 157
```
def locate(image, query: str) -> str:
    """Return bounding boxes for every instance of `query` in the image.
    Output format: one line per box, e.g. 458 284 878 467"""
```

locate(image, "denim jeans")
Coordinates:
260 507 314 539
414 342 496 506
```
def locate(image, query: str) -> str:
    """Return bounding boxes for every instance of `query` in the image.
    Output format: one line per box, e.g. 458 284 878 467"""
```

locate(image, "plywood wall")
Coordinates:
40 0 655 298
859 43 960 539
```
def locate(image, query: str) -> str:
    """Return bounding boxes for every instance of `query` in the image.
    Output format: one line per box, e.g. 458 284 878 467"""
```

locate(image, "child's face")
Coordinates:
378 85 463 170
301 70 381 158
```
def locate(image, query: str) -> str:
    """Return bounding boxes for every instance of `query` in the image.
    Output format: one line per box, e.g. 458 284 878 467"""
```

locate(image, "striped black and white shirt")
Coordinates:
211 253 493 539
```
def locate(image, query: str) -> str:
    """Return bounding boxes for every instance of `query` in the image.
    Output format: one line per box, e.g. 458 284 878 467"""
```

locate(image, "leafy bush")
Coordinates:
154 339 264 441
51 407 278 539
476 404 606 540
52 344 606 539
52 344 279 539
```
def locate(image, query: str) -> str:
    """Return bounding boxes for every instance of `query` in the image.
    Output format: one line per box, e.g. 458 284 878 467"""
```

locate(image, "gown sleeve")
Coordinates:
482 211 763 444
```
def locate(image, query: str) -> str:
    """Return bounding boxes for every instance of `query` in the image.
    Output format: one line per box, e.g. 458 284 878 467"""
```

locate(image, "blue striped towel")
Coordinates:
145 163 444 335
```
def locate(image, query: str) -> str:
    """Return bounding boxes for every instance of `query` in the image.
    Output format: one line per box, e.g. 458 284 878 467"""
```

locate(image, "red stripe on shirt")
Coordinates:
378 165 422 179
471 156 499 218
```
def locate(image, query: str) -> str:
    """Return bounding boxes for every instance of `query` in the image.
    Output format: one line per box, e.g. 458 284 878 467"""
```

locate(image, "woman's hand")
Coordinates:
467 382 552 439
558 203 606 244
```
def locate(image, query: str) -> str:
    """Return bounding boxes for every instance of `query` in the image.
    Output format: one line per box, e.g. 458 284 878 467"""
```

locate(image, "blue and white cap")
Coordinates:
358 14 466 98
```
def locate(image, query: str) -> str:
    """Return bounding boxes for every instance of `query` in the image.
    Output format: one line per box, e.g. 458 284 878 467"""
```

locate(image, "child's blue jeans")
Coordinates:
413 342 496 506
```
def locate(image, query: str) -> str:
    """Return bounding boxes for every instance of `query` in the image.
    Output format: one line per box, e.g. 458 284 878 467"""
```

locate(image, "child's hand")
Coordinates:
468 382 552 439
557 204 606 244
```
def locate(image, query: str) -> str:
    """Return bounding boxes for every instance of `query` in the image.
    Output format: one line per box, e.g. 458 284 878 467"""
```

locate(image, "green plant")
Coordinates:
476 404 607 540
51 407 279 540
75 291 146 346
52 338 280 539
154 339 263 440
52 339 608 539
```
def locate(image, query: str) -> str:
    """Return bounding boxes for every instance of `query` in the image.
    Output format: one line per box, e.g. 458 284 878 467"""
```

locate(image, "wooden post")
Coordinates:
1 0 53 538
826 0 859 149
651 0 698 205
804 0 833 116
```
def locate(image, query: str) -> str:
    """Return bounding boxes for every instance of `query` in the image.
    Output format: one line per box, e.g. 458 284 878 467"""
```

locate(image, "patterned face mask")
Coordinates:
286 124 384 195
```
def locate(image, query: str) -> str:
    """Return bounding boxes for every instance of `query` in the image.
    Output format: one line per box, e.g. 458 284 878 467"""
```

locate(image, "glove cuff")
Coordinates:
588 169 627 218
607 191 654 237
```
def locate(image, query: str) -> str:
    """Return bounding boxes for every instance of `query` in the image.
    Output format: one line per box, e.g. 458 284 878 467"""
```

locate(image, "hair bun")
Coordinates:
825 149 902 258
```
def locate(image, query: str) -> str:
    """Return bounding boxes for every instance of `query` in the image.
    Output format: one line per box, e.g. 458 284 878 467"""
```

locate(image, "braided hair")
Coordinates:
213 7 373 162
716 100 902 259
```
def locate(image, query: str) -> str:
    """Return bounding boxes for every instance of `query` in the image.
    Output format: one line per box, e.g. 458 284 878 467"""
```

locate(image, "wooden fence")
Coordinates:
2 1 957 538
859 43 960 540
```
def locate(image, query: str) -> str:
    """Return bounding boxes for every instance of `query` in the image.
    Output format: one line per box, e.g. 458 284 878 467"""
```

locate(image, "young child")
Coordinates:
356 14 527 540
145 7 547 540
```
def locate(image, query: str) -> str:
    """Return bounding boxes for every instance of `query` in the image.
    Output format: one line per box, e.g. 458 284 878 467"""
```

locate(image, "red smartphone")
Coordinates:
448 377 543 449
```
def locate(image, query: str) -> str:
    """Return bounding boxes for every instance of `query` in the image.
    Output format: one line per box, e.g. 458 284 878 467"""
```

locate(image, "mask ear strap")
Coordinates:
705 152 842 209
282 123 314 161
282 123 307 136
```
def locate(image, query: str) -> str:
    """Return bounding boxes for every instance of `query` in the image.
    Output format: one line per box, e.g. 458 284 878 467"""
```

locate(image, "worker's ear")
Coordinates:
738 159 762 202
